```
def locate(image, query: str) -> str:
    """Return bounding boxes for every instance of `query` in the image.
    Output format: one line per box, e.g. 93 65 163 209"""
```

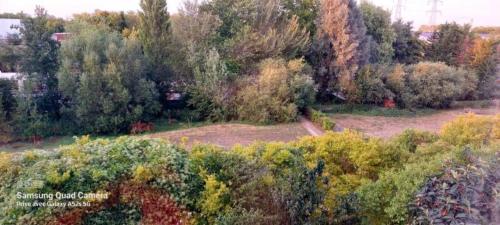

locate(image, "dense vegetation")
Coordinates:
0 0 498 141
0 114 498 224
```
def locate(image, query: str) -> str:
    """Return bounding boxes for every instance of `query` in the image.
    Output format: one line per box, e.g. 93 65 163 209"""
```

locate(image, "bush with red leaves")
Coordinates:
411 152 499 225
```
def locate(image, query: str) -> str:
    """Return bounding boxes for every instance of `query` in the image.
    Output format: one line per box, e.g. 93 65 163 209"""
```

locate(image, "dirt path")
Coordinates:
147 123 310 149
332 105 499 139
299 116 324 136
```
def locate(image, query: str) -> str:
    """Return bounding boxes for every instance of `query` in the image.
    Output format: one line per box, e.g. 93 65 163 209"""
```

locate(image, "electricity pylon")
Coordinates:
428 0 443 25
394 0 404 21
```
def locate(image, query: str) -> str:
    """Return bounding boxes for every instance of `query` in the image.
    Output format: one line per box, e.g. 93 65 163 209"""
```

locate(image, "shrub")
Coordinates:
357 157 445 225
354 65 394 105
391 129 438 153
411 152 499 225
295 130 404 221
309 108 336 130
0 137 195 224
188 49 235 122
190 142 325 225
441 113 498 148
401 62 477 108
237 58 315 123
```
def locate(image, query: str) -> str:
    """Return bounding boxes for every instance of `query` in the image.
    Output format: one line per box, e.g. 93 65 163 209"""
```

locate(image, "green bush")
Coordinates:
440 113 498 148
0 137 195 224
354 65 394 105
391 62 477 109
391 129 438 153
1 116 498 225
237 58 315 123
309 108 336 130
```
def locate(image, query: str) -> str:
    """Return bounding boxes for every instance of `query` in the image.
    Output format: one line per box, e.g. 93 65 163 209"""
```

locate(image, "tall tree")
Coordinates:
392 20 424 64
313 0 366 101
466 38 498 99
360 2 395 64
58 23 160 134
18 6 61 119
139 0 172 104
427 22 472 66
282 0 319 37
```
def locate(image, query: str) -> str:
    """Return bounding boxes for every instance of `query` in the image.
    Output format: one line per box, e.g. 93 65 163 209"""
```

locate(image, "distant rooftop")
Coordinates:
0 18 20 40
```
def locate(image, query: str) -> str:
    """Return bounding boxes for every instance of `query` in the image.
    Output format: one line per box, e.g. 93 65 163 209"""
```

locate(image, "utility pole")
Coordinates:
394 0 404 21
428 0 443 25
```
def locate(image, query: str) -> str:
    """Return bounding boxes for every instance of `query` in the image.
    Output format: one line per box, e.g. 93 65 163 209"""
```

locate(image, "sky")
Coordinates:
0 0 499 29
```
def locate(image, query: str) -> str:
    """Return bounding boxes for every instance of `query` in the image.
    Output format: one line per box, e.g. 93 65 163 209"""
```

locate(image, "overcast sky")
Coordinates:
0 0 499 28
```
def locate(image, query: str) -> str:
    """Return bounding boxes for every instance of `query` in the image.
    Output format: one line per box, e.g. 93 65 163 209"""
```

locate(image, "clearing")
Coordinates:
147 123 310 149
331 102 499 139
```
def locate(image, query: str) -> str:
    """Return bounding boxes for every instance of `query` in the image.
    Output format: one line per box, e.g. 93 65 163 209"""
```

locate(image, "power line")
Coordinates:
394 0 404 21
428 0 443 25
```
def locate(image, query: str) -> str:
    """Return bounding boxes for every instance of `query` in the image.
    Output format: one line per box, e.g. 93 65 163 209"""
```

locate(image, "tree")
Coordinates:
73 10 131 33
170 0 223 80
427 22 472 66
282 0 319 37
139 0 172 105
0 35 22 72
392 20 424 64
313 0 367 101
188 49 233 121
237 58 315 123
58 23 160 134
466 38 498 99
360 2 395 64
199 0 254 43
18 7 61 119
0 80 16 143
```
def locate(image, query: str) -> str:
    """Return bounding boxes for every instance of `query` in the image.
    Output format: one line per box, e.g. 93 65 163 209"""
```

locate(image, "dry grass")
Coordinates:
147 123 310 149
332 104 499 139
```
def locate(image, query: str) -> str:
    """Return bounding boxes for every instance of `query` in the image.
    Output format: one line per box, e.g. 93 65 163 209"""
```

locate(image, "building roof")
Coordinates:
0 18 20 40
0 72 19 80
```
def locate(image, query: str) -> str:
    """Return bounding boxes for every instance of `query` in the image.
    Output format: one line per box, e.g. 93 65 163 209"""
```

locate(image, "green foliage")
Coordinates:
392 20 424 64
237 58 315 123
188 49 234 121
18 6 61 119
360 2 395 64
282 0 319 37
357 156 445 225
139 0 172 102
392 129 438 153
57 23 160 134
13 92 53 138
83 204 142 225
392 62 477 109
466 38 498 99
0 137 195 224
316 103 437 117
0 91 14 143
440 113 499 148
309 108 336 130
0 34 22 72
73 10 134 34
354 65 393 104
296 130 404 221
0 79 17 120
411 152 499 225
427 22 472 66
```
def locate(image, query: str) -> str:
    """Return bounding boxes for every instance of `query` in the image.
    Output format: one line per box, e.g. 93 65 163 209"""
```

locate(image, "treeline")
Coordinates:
0 0 498 140
1 114 498 224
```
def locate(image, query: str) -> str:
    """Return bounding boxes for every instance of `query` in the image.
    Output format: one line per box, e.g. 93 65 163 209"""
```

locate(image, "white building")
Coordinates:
0 18 21 42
